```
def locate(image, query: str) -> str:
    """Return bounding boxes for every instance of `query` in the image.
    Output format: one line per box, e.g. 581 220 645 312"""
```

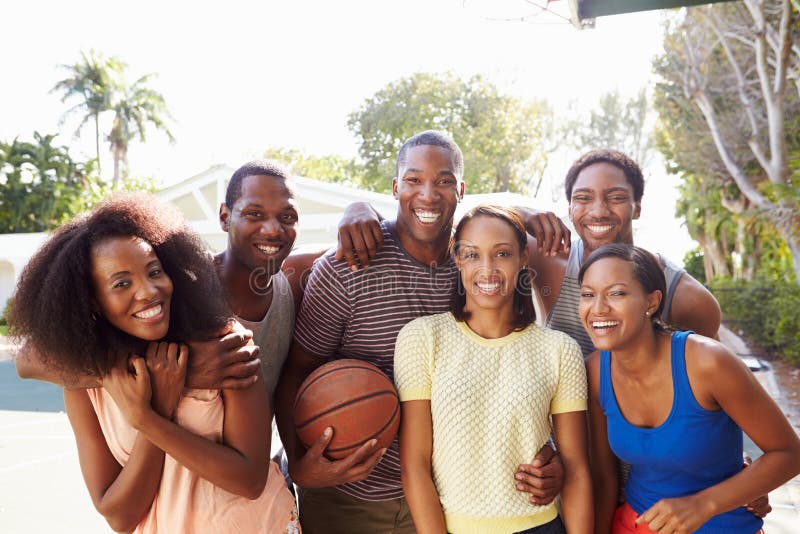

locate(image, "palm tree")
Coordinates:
51 50 124 176
108 73 174 186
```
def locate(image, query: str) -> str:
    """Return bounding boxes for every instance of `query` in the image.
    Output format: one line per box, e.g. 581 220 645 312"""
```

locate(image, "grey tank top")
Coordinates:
544 239 685 357
236 270 295 399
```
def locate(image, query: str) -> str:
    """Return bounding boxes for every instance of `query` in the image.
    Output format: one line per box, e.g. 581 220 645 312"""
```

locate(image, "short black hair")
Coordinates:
396 130 464 179
225 159 291 208
578 243 670 332
9 193 231 377
564 149 644 202
450 204 535 330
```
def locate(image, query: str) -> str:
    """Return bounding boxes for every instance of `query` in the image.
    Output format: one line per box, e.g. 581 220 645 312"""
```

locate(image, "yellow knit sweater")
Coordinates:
394 313 587 534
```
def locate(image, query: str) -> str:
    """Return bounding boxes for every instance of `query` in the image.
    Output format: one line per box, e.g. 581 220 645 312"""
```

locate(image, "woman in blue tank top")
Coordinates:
577 244 800 533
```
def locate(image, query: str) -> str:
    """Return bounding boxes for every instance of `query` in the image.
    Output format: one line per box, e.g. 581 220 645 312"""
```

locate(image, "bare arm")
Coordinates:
61 342 186 533
668 274 721 339
16 342 101 388
274 340 383 488
638 338 800 532
282 252 324 312
105 357 272 499
399 400 447 534
335 201 384 270
64 389 165 533
586 351 618 534
553 410 593 534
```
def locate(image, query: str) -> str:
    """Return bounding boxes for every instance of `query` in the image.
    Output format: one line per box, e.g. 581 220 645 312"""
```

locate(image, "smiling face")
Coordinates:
220 174 298 275
578 256 661 352
568 162 640 256
393 144 464 256
91 236 173 341
455 215 528 317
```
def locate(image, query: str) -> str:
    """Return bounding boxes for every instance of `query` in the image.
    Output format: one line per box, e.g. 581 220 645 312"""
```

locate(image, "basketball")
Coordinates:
294 359 401 460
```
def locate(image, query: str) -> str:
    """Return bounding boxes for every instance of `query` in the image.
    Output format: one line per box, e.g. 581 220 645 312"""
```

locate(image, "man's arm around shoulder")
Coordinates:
15 342 101 388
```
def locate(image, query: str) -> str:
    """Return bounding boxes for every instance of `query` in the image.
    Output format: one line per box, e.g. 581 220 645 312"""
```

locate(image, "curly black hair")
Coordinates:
8 193 231 376
564 149 644 202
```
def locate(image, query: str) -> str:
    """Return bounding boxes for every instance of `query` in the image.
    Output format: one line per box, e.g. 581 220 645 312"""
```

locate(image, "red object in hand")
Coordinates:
294 359 400 460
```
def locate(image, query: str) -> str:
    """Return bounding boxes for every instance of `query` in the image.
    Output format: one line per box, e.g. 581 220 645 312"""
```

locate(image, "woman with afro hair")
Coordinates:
8 193 300 533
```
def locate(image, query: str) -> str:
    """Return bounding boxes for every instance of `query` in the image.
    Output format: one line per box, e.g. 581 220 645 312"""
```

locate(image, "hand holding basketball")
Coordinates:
294 359 400 460
289 359 400 488
290 427 385 489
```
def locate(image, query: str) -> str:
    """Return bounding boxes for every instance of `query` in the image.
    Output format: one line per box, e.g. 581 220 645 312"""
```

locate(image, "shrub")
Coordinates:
710 276 800 365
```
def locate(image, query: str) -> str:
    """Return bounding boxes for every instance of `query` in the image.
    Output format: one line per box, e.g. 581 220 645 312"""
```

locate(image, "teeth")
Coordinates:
414 210 441 223
256 244 281 254
587 224 613 233
134 304 162 319
477 283 501 292
591 320 620 328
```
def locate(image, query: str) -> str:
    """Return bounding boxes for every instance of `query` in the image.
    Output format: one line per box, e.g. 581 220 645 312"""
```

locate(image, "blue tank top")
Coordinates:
600 331 763 533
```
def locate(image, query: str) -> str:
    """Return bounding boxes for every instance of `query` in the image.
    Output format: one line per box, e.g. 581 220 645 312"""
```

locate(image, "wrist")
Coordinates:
694 490 720 520
185 369 212 390
130 404 157 431
152 398 177 420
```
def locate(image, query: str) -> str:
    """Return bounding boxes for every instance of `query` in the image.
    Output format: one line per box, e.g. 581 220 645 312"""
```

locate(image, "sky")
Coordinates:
1 0 697 261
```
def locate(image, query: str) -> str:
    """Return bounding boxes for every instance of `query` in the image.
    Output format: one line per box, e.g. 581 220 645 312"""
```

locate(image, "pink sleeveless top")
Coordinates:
87 387 300 533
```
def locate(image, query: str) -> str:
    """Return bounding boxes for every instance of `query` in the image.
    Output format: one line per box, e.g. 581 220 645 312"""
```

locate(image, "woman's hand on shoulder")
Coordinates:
102 354 153 429
145 341 187 419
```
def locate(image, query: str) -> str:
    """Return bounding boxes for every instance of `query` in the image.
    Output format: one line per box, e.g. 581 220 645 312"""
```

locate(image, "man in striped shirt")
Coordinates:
275 131 566 533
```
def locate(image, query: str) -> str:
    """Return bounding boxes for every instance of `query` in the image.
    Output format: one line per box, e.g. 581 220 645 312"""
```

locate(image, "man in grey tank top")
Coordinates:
519 149 721 356
215 160 299 401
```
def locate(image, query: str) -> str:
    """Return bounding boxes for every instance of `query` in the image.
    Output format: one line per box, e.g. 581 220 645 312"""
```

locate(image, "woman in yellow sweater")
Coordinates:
394 204 592 534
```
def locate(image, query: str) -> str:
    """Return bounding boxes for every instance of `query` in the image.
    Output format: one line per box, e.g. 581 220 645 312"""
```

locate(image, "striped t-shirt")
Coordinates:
293 219 458 501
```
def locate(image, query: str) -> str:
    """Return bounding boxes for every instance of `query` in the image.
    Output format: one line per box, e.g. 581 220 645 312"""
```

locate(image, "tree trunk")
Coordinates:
697 235 715 282
743 234 760 281
112 145 121 189
699 234 731 279
734 218 747 281
94 113 101 178
783 229 800 283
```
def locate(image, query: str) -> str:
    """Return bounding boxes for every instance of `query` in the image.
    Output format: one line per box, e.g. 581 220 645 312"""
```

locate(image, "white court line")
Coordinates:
2 435 73 440
0 450 75 475
0 416 66 430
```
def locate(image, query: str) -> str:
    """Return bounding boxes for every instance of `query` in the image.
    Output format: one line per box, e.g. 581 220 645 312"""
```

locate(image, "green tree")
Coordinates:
577 89 653 167
52 50 174 186
347 72 554 194
51 49 123 176
108 73 174 187
263 148 364 186
656 1 800 283
0 132 100 232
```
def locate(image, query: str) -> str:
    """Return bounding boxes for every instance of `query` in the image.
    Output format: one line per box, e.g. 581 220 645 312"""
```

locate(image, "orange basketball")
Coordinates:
294 359 400 460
